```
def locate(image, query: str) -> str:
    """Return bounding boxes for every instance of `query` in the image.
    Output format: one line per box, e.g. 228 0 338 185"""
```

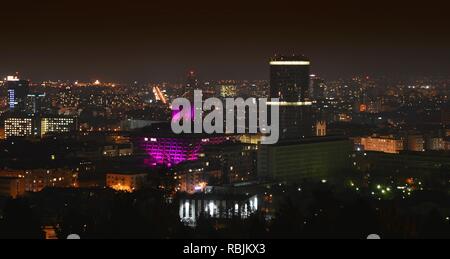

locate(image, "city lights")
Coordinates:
0 2 449 242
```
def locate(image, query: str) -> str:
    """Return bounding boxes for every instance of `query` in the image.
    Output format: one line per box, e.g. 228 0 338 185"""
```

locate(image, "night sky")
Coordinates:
1 0 450 82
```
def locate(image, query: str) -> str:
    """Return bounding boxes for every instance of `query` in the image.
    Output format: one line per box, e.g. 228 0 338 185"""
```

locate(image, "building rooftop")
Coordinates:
271 54 310 62
272 136 350 147
178 192 253 201
135 122 232 138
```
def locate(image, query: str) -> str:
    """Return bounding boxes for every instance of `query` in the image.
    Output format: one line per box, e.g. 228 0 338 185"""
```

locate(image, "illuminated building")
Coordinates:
310 75 326 100
219 84 238 98
203 143 258 184
120 119 155 131
239 134 262 145
366 100 382 114
5 116 76 139
5 75 29 112
407 134 425 152
359 136 405 154
179 193 259 226
0 177 25 199
106 173 148 192
270 55 311 102
257 137 352 183
4 117 37 139
269 55 313 140
338 113 352 122
0 169 78 192
26 93 46 115
173 162 223 194
141 135 230 167
41 117 77 137
102 143 134 157
139 123 232 167
171 141 258 193
315 121 327 137
426 137 445 151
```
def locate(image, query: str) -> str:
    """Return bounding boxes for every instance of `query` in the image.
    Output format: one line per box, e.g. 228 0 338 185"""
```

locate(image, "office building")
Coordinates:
172 161 223 194
106 173 148 192
257 137 353 183
203 143 258 184
359 136 405 154
269 55 313 140
41 117 77 137
426 137 445 151
407 134 425 152
4 116 75 139
219 84 238 98
102 143 134 157
179 193 259 226
26 93 46 115
4 116 37 139
310 75 326 100
120 119 155 131
270 55 310 102
5 75 29 113
0 169 78 192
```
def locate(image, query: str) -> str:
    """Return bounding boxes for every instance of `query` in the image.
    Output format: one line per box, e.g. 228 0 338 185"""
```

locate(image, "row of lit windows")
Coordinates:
5 117 75 138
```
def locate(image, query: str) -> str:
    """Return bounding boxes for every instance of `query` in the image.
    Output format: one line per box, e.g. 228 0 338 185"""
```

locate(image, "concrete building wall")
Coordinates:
257 138 352 183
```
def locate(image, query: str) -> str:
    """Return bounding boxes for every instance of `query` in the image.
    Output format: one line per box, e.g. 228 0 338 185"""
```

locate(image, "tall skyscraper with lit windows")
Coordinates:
5 75 30 113
27 93 46 115
269 55 314 140
310 75 326 100
270 55 311 102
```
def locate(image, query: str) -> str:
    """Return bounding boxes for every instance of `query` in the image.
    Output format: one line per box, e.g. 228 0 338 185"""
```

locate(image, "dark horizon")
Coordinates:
1 0 450 82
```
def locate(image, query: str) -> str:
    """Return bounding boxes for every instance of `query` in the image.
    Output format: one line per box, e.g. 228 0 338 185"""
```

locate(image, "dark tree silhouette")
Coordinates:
0 198 44 239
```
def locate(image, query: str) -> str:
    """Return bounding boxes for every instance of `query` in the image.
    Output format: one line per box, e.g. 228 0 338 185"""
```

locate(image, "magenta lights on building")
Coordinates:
141 136 229 167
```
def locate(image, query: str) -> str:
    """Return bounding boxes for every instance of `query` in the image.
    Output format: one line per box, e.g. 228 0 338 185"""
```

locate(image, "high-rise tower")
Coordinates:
269 55 313 140
6 75 29 113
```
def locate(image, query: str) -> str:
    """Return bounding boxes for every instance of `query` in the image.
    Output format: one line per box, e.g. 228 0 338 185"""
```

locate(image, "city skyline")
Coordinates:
3 60 450 85
1 0 450 81
1 0 450 241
